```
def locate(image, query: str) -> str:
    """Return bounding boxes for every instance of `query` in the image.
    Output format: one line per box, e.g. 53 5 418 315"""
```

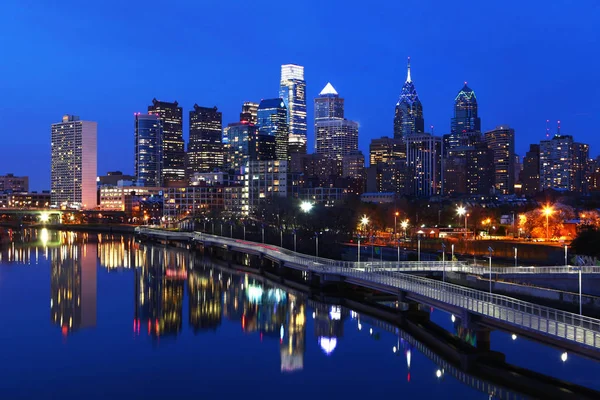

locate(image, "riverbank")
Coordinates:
1 223 138 234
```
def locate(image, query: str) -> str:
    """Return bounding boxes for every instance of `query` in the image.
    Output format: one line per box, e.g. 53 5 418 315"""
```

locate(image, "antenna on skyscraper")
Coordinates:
430 125 434 135
545 119 550 138
557 120 561 135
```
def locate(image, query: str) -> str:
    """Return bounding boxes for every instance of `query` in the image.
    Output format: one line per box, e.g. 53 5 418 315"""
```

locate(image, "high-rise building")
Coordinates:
369 137 405 165
223 122 275 171
314 83 358 160
187 105 223 179
394 58 424 139
405 133 441 197
484 126 515 194
240 102 258 125
280 64 307 153
148 99 185 186
520 144 540 196
257 98 289 160
451 83 481 135
51 115 97 209
342 152 365 180
540 134 589 193
0 174 29 192
134 113 163 187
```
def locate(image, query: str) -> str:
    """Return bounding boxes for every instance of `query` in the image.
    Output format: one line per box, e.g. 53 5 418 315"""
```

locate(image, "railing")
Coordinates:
137 227 600 349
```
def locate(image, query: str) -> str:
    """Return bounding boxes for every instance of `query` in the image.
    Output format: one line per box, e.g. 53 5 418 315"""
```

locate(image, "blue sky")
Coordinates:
1 0 598 190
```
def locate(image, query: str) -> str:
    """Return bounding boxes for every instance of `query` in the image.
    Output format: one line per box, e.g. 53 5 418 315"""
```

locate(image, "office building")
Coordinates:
148 99 185 186
280 64 307 153
342 152 364 180
540 134 589 193
240 102 258 125
134 113 163 187
257 98 289 160
405 133 441 197
0 174 29 192
97 171 135 187
369 137 405 165
314 83 358 160
0 191 51 209
187 105 223 178
163 186 246 219
394 57 424 139
223 122 275 171
484 125 515 194
51 115 97 209
244 160 300 212
520 144 540 196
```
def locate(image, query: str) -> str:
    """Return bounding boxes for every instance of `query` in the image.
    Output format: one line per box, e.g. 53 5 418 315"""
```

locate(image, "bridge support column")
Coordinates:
475 327 491 352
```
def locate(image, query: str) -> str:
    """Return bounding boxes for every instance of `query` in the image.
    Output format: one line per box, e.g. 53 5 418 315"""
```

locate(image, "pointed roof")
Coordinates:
406 57 412 83
455 82 476 101
319 82 338 96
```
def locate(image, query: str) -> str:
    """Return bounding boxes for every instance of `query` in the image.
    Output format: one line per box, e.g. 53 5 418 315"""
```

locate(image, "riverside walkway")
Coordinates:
136 227 600 355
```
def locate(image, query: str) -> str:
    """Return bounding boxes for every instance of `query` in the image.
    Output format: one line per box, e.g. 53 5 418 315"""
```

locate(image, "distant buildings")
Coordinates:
134 113 163 187
394 58 424 139
51 115 97 209
540 133 589 193
187 105 223 178
280 64 307 154
520 144 540 196
0 173 29 192
257 98 289 161
405 133 441 197
484 125 515 195
148 99 185 187
97 171 135 187
240 102 258 125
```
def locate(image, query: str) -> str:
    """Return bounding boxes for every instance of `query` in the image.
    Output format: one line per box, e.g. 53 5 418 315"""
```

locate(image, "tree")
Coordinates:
518 203 575 239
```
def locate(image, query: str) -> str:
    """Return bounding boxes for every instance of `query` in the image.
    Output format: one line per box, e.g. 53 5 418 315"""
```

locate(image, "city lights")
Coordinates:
300 201 313 213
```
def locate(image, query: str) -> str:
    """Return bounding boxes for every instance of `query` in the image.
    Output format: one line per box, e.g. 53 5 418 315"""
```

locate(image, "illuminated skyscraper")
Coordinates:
540 133 589 193
520 144 540 196
280 64 307 153
134 113 163 187
257 98 289 160
148 99 185 186
187 105 223 179
315 83 358 160
451 84 480 135
394 58 424 139
224 122 275 171
405 133 442 197
240 102 258 124
484 126 515 194
51 115 97 209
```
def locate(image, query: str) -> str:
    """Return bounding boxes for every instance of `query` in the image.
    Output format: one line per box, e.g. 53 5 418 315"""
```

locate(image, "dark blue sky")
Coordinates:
1 0 599 191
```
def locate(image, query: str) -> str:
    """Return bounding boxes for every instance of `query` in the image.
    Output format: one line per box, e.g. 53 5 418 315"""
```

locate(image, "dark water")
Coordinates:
0 229 599 399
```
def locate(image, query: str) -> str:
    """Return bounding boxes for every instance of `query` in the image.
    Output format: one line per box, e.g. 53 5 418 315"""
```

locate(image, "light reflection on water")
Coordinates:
0 230 599 399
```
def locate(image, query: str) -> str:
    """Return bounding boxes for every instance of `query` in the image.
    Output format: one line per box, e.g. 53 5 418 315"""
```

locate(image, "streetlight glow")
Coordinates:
361 216 369 226
456 206 466 216
300 201 313 213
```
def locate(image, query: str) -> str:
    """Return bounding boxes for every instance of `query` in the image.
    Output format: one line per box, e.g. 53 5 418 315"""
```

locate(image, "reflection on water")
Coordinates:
1 231 600 399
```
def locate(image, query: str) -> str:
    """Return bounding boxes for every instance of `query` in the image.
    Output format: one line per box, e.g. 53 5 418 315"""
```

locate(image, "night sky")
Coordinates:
1 0 598 190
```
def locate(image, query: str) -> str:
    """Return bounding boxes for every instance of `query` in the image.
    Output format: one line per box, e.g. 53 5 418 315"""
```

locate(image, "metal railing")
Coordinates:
137 227 600 350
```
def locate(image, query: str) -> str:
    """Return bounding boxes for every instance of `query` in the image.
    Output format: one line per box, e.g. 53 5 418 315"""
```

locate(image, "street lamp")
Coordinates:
397 239 401 262
280 226 283 247
262 224 265 243
564 244 568 267
457 206 467 238
300 201 313 213
488 246 494 293
418 233 422 262
401 219 409 239
394 211 399 240
314 232 320 257
543 205 554 241
357 234 361 263
293 229 297 252
442 243 446 282
451 244 454 261
514 247 518 268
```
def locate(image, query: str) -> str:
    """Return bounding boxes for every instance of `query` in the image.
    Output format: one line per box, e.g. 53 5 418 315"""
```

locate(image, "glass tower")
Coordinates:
279 64 307 153
187 105 223 179
315 83 344 121
394 57 424 139
257 98 289 161
148 99 185 186
484 125 515 194
134 113 163 187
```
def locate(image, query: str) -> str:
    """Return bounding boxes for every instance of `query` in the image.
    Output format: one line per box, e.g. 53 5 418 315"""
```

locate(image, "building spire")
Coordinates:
406 57 412 83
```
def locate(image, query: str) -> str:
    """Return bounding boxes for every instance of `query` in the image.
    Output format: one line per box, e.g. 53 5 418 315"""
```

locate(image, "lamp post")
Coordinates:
394 211 399 240
543 205 554 241
401 219 409 239
418 234 421 262
293 229 297 252
488 246 494 294
230 222 233 238
579 267 582 315
280 227 283 248
442 243 446 283
357 234 361 263
457 206 467 239
564 244 568 267
315 232 319 257
220 223 223 236
451 244 454 261
514 247 518 268
397 239 401 262
243 222 246 241
262 224 265 243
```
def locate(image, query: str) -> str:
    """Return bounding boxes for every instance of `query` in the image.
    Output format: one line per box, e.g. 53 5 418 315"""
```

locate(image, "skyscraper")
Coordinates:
540 133 589 193
51 115 97 209
444 83 482 154
369 137 405 165
315 83 358 160
394 57 424 139
405 133 441 197
224 122 271 171
134 113 163 187
280 64 307 153
240 102 258 124
148 99 185 187
484 126 515 194
187 105 223 179
257 98 289 160
520 144 540 196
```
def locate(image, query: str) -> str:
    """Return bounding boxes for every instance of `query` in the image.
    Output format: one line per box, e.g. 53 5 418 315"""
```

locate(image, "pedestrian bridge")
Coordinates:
136 227 600 356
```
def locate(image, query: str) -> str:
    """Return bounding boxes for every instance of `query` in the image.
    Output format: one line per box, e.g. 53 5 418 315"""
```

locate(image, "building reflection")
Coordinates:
188 267 222 332
134 246 186 338
280 294 306 372
313 302 347 356
97 235 146 269
50 242 97 335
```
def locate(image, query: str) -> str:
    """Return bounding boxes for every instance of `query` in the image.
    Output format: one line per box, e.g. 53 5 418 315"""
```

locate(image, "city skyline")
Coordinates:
1 1 599 190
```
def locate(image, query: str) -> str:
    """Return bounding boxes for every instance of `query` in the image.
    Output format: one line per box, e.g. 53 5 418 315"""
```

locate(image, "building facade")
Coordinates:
187 105 223 179
51 115 97 209
540 134 589 193
394 58 424 139
148 99 185 186
163 186 245 220
0 174 29 192
280 64 307 154
520 144 540 196
134 113 163 187
369 137 405 166
484 125 515 194
240 102 258 124
257 98 289 161
405 133 441 197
